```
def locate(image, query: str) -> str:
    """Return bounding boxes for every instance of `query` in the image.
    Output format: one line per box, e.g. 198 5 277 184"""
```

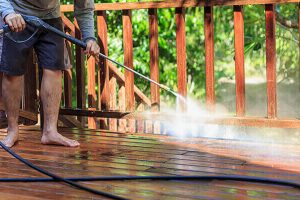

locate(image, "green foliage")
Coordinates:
60 1 300 105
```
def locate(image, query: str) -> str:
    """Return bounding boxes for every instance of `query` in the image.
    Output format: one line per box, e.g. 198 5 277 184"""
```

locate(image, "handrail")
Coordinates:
60 0 300 12
61 7 154 130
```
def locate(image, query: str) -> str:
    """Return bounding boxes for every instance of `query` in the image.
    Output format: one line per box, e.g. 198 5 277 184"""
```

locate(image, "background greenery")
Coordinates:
60 1 300 111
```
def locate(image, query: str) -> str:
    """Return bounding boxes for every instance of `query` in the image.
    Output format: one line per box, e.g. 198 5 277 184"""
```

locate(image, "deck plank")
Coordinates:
0 126 299 199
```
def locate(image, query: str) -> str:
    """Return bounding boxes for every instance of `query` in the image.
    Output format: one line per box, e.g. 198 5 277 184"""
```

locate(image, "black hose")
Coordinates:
0 175 299 189
0 141 127 200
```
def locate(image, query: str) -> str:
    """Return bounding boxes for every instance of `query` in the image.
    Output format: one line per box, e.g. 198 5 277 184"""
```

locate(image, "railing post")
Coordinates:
123 10 135 132
149 8 160 113
87 56 97 128
265 4 277 119
234 5 245 117
109 76 117 131
23 50 38 125
97 10 110 129
176 7 187 112
136 103 145 133
148 8 160 133
63 41 73 108
118 86 126 132
204 6 215 111
75 19 86 124
61 15 74 109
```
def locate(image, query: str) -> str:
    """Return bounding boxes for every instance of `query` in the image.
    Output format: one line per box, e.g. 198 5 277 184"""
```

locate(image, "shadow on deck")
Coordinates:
0 126 300 199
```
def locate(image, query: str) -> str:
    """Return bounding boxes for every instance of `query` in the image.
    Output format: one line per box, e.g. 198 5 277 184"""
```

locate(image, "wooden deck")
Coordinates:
0 126 300 200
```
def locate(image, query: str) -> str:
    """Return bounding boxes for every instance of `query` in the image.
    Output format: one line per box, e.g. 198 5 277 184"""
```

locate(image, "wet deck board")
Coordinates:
0 126 299 199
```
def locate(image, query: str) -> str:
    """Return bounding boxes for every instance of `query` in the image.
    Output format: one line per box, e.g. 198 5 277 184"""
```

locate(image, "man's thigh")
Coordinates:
34 18 66 71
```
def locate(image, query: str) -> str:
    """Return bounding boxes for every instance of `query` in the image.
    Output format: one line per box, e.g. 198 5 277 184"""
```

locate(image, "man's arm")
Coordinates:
0 0 25 32
0 0 15 19
74 0 99 57
74 0 95 42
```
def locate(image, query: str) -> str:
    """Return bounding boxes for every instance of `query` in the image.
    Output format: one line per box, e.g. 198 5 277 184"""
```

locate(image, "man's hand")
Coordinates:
84 39 100 61
4 13 26 32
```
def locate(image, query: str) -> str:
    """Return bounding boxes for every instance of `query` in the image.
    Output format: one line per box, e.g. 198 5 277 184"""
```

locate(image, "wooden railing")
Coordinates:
55 0 300 132
60 7 153 132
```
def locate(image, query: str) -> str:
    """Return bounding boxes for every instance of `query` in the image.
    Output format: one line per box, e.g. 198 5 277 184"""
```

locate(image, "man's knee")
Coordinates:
3 73 23 83
43 69 62 78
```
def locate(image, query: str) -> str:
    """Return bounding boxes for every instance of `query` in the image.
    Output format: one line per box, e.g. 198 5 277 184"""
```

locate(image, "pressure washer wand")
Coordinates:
95 50 184 100
100 52 185 102
45 22 179 98
97 52 175 95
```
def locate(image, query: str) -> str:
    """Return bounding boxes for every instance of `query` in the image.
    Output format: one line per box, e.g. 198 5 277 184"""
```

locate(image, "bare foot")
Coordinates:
1 129 19 148
41 131 80 147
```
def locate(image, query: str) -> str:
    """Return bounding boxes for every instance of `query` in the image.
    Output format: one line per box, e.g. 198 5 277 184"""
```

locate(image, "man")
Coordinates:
0 0 100 147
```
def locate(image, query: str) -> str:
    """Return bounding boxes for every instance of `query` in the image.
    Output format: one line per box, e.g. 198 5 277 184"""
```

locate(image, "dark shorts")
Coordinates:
0 18 66 76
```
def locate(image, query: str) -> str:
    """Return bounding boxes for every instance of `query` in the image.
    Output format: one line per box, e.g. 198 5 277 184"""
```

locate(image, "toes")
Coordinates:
1 141 13 148
1 137 18 148
69 140 80 147
5 143 13 148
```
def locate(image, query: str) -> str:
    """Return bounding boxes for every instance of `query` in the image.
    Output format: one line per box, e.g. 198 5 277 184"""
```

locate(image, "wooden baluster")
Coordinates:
148 8 160 134
265 4 277 119
123 10 135 133
97 10 110 129
109 76 117 131
23 49 38 125
118 85 126 132
87 56 97 128
145 120 153 134
176 7 187 112
61 16 74 109
75 19 86 124
204 6 215 111
234 5 245 117
136 103 145 133
63 41 73 108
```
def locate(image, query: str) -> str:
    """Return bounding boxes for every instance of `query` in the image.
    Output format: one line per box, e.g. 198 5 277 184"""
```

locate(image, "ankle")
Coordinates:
42 128 57 135
7 125 19 134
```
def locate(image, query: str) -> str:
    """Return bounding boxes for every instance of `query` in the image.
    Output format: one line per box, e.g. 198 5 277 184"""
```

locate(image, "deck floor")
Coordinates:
0 126 300 199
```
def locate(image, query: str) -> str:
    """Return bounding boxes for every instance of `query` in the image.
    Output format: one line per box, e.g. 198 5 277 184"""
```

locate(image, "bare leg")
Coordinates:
0 73 4 110
40 69 79 147
0 73 7 122
1 74 23 147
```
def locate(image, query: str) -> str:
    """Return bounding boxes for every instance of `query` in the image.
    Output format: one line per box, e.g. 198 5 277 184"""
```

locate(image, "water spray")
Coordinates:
0 15 185 103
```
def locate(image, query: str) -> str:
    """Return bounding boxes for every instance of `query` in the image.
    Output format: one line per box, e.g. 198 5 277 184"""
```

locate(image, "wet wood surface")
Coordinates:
0 126 300 199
